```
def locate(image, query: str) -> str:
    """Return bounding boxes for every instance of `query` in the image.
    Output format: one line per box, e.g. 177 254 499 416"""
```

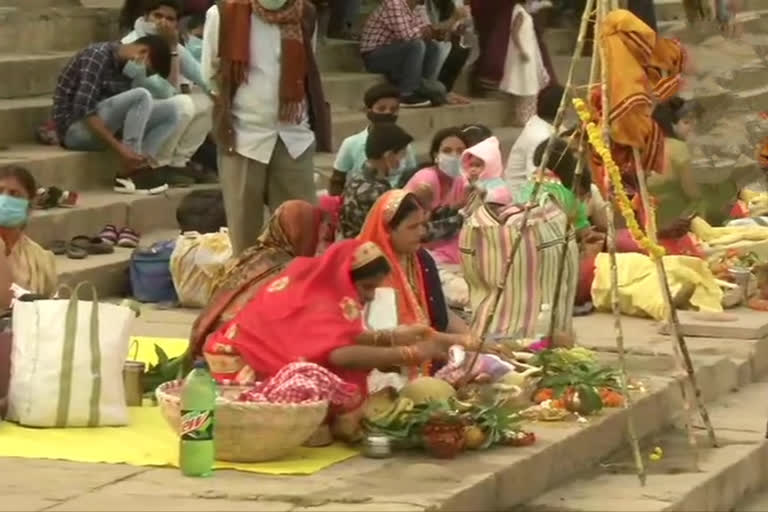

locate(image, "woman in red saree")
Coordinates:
187 200 323 363
202 239 451 391
357 190 471 344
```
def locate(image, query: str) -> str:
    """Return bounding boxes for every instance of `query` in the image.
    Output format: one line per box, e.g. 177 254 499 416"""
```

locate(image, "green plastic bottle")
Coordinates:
179 361 216 477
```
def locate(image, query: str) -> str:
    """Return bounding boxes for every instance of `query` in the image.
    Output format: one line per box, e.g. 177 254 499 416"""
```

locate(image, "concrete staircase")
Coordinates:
4 1 768 511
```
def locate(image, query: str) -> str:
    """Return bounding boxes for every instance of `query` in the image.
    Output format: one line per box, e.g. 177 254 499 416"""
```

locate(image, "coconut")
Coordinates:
399 377 456 405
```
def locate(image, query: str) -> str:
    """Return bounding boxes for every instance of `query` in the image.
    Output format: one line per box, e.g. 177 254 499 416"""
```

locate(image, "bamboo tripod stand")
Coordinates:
465 0 719 487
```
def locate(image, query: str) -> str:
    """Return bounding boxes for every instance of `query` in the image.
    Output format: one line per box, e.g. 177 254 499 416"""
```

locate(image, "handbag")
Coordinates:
459 201 579 340
130 240 178 303
7 283 135 427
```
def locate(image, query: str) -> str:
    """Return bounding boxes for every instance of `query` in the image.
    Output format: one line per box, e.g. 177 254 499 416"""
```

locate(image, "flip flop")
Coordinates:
71 236 115 255
66 243 88 260
47 240 67 255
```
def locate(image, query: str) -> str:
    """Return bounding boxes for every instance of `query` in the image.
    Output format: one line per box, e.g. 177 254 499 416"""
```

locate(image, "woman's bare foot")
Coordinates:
447 92 471 105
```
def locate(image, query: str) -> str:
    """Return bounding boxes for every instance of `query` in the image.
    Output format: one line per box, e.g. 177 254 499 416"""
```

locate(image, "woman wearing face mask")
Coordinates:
405 127 470 265
0 167 57 299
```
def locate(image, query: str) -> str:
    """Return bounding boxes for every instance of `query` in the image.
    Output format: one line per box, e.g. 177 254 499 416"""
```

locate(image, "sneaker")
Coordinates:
114 170 168 195
158 166 196 188
400 94 431 108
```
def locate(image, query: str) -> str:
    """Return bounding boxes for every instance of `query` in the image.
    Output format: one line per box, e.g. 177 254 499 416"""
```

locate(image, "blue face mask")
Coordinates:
0 195 29 228
259 0 288 10
122 59 147 80
437 154 462 178
186 35 203 62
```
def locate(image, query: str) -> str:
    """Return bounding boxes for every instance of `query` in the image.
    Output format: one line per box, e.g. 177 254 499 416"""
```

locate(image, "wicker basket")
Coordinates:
156 380 329 462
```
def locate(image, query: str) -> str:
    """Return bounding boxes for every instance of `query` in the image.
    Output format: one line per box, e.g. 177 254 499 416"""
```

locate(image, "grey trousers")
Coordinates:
218 138 317 256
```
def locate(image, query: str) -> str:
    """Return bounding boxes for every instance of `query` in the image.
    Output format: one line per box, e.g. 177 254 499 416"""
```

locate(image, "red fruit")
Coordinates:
423 422 466 459
505 431 536 447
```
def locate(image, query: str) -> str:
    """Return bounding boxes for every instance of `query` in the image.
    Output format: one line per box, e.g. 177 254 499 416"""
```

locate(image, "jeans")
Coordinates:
64 88 180 159
363 39 441 95
155 92 213 167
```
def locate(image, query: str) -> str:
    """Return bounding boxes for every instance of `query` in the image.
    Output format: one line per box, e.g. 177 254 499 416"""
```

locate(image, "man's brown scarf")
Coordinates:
215 0 307 151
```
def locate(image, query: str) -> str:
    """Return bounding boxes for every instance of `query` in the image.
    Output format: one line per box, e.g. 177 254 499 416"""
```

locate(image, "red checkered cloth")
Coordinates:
360 0 428 53
238 362 362 412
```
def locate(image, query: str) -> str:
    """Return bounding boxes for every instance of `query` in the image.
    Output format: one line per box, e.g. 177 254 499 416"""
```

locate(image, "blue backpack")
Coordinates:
129 240 178 303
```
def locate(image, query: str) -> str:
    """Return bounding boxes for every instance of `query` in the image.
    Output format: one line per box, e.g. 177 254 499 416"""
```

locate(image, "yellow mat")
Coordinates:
0 407 358 475
128 336 189 366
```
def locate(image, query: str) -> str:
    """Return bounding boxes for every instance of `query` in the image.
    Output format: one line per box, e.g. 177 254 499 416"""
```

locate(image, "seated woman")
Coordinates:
0 166 56 300
358 190 471 357
188 201 323 362
405 128 473 308
202 239 452 389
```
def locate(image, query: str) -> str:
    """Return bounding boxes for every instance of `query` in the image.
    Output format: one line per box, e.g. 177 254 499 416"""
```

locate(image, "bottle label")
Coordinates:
180 409 214 441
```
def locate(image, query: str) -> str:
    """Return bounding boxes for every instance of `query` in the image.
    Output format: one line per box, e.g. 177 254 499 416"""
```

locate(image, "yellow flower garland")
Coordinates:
573 98 666 259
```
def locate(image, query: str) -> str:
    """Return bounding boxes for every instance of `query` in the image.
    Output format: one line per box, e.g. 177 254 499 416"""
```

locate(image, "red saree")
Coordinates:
205 239 372 391
188 200 321 361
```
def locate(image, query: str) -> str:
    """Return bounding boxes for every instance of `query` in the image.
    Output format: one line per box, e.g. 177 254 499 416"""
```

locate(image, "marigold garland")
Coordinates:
573 98 666 259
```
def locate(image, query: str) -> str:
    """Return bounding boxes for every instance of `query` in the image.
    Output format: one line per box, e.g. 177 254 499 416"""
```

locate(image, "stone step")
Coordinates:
0 145 116 191
0 0 80 6
0 6 117 54
56 227 179 298
654 0 766 22
0 52 72 100
26 185 217 251
0 92 516 151
737 487 768 511
519 379 768 512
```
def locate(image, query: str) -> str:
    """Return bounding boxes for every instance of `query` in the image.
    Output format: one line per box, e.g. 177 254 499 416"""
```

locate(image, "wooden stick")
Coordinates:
631 147 718 452
461 0 598 383
596 0 646 486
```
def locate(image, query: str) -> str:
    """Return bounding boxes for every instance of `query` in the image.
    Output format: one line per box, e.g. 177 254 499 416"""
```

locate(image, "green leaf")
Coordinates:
154 344 169 366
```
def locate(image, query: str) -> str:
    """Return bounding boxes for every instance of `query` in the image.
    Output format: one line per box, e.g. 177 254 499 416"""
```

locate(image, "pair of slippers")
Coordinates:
50 236 115 260
48 226 140 260
33 187 78 210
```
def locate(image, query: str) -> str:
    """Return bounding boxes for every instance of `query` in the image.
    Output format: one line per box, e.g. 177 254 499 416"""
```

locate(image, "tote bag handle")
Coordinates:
55 282 101 427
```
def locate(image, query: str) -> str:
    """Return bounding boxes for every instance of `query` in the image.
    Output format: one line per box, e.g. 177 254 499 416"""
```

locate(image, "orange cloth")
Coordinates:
758 137 768 169
594 10 686 177
357 190 430 326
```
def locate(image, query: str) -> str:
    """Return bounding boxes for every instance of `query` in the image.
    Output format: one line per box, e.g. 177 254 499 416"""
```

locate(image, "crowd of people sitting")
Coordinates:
0 0 763 436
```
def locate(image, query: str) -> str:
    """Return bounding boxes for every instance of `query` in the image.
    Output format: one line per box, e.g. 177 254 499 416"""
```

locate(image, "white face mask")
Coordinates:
437 154 462 178
258 0 288 10
136 17 159 35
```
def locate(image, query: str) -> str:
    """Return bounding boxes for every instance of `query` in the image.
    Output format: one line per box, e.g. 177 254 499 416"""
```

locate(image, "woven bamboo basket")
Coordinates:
156 380 329 462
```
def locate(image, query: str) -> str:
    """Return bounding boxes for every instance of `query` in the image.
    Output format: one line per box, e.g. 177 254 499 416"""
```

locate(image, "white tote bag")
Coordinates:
8 283 135 427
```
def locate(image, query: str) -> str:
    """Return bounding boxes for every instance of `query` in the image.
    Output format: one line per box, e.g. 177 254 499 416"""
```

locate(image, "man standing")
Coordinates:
201 0 331 255
122 0 215 185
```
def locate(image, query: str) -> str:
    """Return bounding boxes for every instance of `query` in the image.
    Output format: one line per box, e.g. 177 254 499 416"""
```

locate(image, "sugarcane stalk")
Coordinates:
596 0 646 486
631 147 718 452
461 0 598 384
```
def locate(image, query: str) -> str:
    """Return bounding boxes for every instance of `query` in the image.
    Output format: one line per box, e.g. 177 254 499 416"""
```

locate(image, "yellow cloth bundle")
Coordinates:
591 252 723 321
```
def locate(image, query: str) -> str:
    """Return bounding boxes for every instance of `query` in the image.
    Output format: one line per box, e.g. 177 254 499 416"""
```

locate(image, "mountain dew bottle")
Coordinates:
180 361 216 477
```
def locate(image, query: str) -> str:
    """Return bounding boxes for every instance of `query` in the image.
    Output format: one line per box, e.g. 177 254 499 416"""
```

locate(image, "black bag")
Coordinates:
176 189 227 234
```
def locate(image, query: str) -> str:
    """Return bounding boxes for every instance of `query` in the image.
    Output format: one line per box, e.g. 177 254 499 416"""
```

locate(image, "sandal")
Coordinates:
98 225 119 246
57 190 78 208
32 187 61 210
116 228 140 248
71 236 115 255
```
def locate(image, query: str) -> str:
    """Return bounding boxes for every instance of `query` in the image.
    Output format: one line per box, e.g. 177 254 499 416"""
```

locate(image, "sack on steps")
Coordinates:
459 201 579 339
170 229 232 308
7 283 135 427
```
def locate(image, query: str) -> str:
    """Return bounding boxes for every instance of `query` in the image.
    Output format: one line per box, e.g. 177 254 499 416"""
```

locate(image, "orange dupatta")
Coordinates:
357 190 430 327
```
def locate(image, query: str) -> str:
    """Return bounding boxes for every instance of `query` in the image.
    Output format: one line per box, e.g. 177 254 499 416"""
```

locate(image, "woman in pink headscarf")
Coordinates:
461 135 511 205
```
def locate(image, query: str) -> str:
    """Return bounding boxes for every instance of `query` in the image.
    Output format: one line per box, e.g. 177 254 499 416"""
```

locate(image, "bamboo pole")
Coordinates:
631 147 718 452
591 0 647 486
462 0 598 382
